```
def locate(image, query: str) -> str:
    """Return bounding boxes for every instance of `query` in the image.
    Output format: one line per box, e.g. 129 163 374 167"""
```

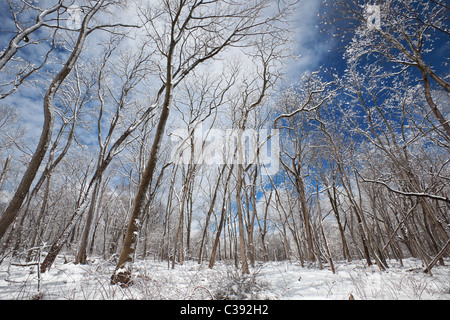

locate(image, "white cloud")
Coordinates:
285 0 333 80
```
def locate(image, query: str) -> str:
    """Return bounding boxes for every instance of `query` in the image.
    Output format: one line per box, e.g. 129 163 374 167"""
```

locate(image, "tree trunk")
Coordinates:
199 166 225 264
26 174 52 262
75 180 101 264
236 162 250 274
317 186 335 274
112 81 172 284
209 165 233 268
0 156 10 191
0 0 103 241
420 71 450 137
0 83 54 241
297 175 315 261
172 164 196 267
424 239 450 274
40 199 91 273
328 186 351 261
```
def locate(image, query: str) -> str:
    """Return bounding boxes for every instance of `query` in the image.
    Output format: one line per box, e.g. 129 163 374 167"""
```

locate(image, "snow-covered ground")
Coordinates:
0 256 448 300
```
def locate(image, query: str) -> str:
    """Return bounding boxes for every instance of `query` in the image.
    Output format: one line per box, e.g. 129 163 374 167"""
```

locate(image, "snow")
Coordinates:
0 256 448 300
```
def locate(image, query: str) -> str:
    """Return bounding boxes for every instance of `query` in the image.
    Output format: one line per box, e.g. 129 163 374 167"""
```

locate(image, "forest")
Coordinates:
0 0 448 300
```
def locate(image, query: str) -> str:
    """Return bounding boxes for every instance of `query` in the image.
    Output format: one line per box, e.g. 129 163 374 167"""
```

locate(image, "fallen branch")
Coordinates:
189 286 215 300
424 239 450 274
11 262 39 267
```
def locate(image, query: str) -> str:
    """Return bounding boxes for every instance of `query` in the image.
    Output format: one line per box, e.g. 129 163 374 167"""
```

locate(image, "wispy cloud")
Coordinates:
285 0 335 80
1 0 335 156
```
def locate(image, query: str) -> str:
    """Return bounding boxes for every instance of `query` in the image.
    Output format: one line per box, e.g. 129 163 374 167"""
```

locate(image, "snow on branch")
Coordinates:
359 176 450 204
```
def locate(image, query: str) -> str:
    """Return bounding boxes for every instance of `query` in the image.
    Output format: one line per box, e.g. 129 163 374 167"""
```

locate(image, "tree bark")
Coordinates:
198 166 225 264
209 165 234 269
236 161 250 274
0 156 10 191
297 175 315 261
75 180 101 264
317 186 335 274
328 185 351 261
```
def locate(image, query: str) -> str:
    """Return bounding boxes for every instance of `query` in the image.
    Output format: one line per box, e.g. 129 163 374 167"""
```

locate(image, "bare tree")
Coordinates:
273 72 338 263
169 71 234 267
10 63 95 258
325 0 450 136
75 37 152 264
39 38 159 272
112 0 297 284
342 61 449 267
0 0 116 241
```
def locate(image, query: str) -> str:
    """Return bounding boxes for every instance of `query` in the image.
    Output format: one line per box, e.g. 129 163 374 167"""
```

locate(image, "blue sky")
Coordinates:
0 0 331 143
1 0 448 225
1 0 448 164
286 0 335 79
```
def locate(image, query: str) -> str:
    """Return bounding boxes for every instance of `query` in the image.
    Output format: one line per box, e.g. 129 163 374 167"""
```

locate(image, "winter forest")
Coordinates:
0 0 449 301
